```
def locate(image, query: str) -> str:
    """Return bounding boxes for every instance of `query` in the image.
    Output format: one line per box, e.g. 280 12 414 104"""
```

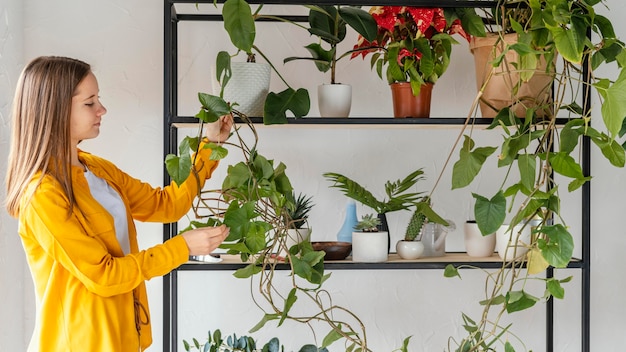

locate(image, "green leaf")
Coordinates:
279 288 298 326
506 290 538 313
598 138 626 167
321 325 344 348
546 278 566 299
223 0 255 53
451 136 497 189
548 24 583 64
536 224 574 268
264 88 311 124
444 264 461 278
207 144 229 161
599 68 626 138
504 341 516 352
339 6 378 42
215 51 232 93
568 177 591 192
197 93 231 123
473 191 506 236
233 263 262 278
165 152 192 186
549 152 584 179
249 313 280 333
560 120 584 154
517 154 536 191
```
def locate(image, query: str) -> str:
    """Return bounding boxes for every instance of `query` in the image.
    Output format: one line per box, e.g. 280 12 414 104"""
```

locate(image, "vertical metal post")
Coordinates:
163 1 178 351
580 26 592 352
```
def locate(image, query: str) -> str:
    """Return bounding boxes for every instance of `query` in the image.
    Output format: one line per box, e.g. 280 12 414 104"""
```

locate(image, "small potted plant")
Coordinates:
280 192 314 257
351 6 471 117
396 199 449 259
283 5 377 117
351 214 387 263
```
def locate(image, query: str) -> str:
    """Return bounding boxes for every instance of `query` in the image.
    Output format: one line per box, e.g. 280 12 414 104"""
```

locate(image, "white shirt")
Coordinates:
84 168 130 255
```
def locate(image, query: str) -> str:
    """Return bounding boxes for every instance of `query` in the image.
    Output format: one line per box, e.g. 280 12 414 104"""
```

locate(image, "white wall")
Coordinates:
1 1 625 351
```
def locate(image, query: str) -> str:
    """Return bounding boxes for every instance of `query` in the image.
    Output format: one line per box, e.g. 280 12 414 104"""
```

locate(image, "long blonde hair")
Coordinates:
5 56 91 217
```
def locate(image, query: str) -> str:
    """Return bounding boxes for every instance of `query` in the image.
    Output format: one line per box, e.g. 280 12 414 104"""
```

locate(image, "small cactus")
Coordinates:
404 210 426 241
354 214 380 232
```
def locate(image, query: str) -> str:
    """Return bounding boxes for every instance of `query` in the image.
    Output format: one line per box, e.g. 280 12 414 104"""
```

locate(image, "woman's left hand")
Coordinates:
205 114 233 144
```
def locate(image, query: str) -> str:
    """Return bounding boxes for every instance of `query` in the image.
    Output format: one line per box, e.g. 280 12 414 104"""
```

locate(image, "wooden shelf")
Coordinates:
180 253 584 271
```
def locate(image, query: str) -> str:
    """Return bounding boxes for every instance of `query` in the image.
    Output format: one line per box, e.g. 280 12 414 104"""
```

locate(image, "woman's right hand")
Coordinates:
181 225 230 255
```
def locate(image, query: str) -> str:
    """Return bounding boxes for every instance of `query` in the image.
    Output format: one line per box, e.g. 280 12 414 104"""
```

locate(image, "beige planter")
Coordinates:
470 33 554 118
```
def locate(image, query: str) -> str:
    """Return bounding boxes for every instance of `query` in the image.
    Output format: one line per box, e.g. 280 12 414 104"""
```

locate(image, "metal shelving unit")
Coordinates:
163 1 591 351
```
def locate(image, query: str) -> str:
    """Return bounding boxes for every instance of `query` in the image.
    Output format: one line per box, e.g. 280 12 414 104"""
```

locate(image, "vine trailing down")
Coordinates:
165 52 400 351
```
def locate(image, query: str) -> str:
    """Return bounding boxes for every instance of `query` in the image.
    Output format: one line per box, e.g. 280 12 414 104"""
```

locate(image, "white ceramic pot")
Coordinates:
396 240 424 260
223 62 271 117
318 84 352 117
496 223 532 261
279 228 312 257
464 221 496 257
352 231 388 262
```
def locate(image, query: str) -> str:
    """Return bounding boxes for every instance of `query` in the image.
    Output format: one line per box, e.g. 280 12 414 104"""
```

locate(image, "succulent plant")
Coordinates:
354 214 381 232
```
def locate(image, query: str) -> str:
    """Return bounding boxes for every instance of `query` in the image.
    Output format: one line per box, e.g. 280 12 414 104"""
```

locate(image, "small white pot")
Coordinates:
318 84 352 117
279 228 312 257
352 231 388 262
464 221 496 257
396 240 424 260
496 223 531 261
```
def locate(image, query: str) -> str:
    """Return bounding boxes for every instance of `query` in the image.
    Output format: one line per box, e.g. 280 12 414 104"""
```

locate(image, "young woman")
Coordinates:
4 56 232 351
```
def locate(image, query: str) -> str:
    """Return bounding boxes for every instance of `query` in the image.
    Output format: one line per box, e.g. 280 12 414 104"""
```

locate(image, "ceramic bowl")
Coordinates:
311 241 352 260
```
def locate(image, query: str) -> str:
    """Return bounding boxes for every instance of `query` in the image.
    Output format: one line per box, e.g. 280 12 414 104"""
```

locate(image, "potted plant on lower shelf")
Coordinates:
351 6 471 118
323 168 439 252
351 214 388 263
396 200 452 259
280 192 314 258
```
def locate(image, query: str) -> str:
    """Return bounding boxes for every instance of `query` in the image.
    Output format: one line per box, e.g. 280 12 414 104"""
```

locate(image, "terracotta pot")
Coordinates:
389 82 433 118
470 33 554 118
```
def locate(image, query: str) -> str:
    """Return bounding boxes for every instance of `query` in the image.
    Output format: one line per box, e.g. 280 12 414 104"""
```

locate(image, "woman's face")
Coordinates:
70 72 107 144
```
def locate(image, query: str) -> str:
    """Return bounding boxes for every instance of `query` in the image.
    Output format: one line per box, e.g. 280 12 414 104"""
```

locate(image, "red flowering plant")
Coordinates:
352 6 471 96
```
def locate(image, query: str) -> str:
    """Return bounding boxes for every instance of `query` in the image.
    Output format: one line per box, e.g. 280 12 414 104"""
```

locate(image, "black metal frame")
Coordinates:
163 1 592 351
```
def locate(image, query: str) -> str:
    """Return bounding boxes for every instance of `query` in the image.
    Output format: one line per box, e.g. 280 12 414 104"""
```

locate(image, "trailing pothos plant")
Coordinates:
439 0 626 350
166 54 387 351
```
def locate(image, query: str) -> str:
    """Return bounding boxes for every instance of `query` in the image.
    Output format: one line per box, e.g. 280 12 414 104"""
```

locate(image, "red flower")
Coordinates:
352 6 471 84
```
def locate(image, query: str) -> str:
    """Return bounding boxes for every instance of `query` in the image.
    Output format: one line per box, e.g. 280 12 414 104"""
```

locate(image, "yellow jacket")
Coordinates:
18 146 218 351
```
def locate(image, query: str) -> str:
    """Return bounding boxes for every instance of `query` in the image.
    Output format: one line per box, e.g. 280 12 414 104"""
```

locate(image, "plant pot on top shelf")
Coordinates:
390 82 433 118
470 33 555 118
318 83 352 117
283 5 377 118
351 6 471 119
222 61 271 117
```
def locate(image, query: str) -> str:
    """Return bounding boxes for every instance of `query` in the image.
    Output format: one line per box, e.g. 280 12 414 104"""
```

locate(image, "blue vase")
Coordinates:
336 200 358 243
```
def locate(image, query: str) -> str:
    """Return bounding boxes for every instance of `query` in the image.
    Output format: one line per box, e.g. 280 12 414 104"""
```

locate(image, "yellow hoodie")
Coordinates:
18 146 218 351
